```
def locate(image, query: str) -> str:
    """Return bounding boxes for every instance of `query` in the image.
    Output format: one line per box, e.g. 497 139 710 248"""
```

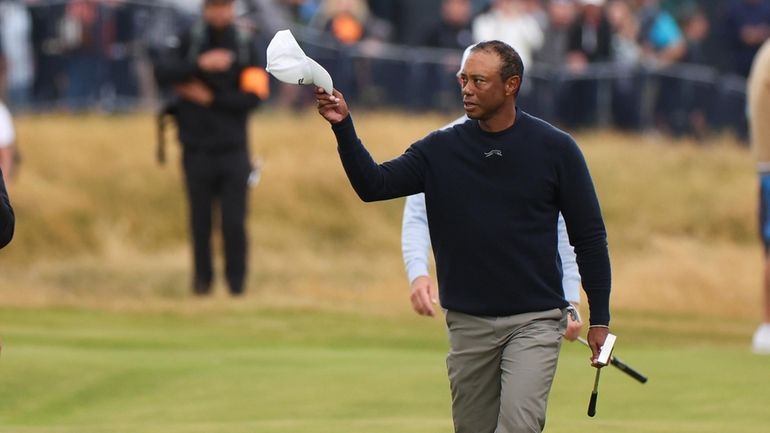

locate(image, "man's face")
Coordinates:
458 50 517 120
204 2 235 30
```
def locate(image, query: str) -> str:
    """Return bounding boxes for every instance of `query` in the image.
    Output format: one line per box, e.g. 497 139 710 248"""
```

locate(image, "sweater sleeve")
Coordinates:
332 115 426 202
557 138 610 325
0 170 14 249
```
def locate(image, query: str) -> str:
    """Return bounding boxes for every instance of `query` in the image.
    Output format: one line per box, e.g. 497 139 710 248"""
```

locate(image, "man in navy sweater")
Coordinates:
316 40 611 433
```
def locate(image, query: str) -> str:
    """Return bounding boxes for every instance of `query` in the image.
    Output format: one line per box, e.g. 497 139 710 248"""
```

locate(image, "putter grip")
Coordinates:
588 391 599 417
587 391 598 417
611 356 648 384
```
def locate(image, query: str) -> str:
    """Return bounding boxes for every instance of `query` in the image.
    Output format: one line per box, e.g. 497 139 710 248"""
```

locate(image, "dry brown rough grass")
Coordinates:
0 111 762 321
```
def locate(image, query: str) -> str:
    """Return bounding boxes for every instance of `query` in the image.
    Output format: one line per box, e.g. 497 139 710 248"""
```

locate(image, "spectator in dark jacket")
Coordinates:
154 0 264 296
562 0 613 128
422 0 474 50
679 5 713 139
27 0 67 105
420 0 474 110
723 0 770 77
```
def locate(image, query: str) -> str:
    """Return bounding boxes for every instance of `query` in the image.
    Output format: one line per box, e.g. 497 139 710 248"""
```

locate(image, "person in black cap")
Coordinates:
154 0 267 296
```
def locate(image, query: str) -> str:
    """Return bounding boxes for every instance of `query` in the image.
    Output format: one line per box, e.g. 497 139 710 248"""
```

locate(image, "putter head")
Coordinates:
596 333 617 366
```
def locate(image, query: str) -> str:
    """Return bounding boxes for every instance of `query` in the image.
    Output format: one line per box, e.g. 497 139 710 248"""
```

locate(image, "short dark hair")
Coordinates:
204 0 234 5
471 40 524 93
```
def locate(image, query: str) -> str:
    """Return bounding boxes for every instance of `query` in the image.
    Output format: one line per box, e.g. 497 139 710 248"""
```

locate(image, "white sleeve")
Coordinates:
402 193 431 284
0 103 15 147
557 212 581 304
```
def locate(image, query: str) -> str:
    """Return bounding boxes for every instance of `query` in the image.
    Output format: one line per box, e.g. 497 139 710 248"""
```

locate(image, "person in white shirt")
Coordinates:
471 0 544 69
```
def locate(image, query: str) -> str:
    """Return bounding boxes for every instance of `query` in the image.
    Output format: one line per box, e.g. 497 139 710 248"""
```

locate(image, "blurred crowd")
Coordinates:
1 0 770 139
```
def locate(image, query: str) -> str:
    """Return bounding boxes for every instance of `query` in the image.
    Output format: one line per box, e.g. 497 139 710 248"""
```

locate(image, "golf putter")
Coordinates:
587 333 616 417
577 337 648 384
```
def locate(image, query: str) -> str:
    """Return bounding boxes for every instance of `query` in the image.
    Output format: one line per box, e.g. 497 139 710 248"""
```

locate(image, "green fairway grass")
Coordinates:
1 306 768 433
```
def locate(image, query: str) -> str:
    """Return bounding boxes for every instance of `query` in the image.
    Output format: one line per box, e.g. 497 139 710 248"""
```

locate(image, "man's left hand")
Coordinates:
587 326 610 367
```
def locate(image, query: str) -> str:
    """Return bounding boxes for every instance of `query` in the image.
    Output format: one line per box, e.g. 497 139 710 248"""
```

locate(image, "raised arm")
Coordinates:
317 88 426 202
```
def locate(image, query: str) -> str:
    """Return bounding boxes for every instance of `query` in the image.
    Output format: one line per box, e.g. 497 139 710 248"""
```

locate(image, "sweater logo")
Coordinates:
484 149 503 158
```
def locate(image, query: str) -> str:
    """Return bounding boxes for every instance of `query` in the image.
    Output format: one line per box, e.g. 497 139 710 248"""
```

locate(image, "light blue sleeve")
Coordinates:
402 193 432 284
557 212 581 304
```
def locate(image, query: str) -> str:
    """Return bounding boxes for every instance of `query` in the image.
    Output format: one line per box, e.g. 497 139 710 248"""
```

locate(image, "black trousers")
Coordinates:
182 148 251 295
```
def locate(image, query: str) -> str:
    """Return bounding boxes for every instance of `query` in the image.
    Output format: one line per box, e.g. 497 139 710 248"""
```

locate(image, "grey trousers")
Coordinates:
445 308 567 433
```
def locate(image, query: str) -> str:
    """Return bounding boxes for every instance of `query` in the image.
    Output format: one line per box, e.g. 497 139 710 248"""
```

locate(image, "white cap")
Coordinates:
581 0 605 6
266 29 334 95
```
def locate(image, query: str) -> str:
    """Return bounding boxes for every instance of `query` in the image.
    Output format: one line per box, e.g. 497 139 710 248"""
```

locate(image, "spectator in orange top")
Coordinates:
311 0 391 45
309 0 392 105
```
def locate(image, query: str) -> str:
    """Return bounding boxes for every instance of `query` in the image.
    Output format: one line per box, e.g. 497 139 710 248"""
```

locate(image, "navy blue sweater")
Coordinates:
332 110 610 325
